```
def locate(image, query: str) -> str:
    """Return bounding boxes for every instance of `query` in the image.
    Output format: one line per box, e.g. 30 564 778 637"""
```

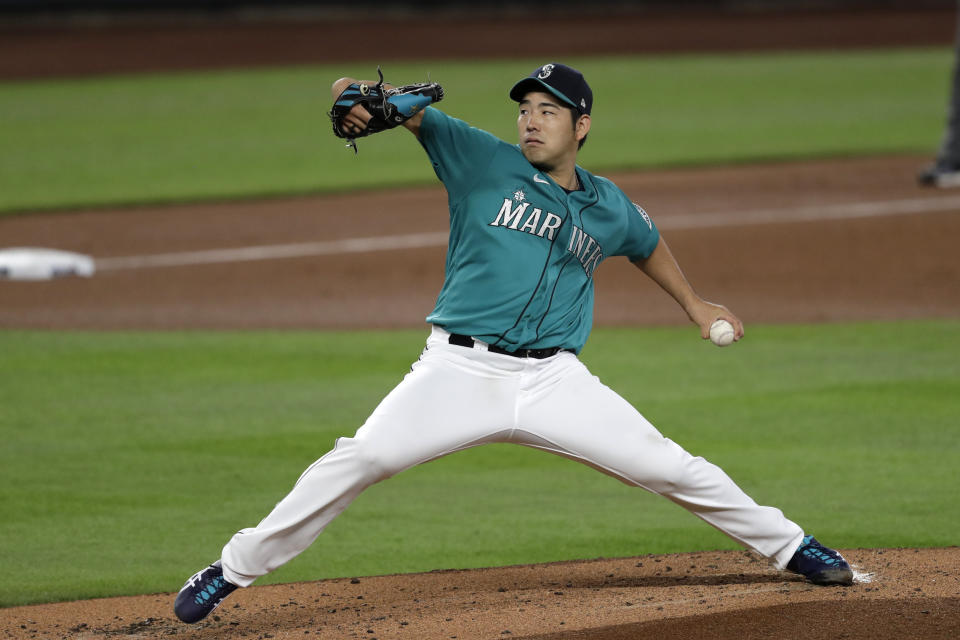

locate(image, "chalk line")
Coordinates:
94 195 960 272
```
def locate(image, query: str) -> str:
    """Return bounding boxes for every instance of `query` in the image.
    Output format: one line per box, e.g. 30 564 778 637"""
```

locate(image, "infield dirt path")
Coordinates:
2 154 959 329
1 6 959 640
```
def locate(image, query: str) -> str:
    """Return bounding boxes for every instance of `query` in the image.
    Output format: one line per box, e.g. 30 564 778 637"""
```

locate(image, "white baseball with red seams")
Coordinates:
710 319 736 347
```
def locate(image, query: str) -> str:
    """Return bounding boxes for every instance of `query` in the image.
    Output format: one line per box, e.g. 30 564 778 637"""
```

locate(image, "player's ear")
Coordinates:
575 114 591 143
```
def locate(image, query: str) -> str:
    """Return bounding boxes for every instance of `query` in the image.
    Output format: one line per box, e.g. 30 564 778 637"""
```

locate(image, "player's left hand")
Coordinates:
339 103 372 137
687 300 744 342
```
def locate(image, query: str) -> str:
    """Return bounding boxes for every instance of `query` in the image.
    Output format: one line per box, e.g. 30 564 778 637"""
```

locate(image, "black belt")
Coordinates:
448 333 572 359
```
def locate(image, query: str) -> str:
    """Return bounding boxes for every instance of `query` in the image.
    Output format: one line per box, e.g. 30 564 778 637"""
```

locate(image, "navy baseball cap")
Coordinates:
509 63 593 116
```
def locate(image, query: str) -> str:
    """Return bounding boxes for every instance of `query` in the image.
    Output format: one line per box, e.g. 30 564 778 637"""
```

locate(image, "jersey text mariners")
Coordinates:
418 107 659 353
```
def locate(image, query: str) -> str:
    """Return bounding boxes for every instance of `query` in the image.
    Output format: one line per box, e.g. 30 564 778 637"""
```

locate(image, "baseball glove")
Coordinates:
329 67 444 153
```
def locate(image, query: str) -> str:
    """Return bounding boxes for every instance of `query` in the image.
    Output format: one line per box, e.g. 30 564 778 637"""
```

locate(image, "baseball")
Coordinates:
709 319 736 347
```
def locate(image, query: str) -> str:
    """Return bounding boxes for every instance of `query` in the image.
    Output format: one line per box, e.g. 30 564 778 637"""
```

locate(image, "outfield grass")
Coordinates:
0 47 951 213
1 322 957 606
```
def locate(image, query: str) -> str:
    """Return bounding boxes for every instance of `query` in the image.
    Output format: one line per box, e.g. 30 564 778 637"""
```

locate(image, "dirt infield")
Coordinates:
2 6 959 639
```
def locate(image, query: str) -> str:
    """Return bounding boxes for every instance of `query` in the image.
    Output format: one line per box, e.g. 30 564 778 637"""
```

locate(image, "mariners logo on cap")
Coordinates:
538 64 555 79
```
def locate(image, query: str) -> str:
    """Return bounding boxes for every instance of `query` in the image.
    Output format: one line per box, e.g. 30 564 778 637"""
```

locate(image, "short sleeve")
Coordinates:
418 107 502 200
619 201 660 261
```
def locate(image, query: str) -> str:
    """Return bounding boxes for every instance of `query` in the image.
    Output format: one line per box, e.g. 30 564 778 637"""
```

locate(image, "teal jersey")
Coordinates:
418 107 659 353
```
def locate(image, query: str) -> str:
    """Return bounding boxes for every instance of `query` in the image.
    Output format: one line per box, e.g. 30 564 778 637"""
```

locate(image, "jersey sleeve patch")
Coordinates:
633 203 653 230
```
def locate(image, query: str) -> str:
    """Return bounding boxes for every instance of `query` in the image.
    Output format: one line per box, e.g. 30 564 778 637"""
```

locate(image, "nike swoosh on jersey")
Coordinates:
533 173 550 185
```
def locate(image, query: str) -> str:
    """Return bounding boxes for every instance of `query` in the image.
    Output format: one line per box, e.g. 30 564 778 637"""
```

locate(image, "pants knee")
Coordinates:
626 439 702 495
349 436 407 481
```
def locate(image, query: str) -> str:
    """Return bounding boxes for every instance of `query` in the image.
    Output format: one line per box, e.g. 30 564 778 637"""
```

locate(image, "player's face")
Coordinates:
517 92 581 170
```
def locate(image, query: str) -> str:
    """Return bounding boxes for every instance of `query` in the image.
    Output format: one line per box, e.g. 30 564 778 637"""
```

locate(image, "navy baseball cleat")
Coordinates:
786 535 854 586
174 560 238 623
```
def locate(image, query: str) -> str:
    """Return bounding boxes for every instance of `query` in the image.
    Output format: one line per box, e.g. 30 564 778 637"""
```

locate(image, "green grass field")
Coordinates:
0 47 952 213
2 322 957 606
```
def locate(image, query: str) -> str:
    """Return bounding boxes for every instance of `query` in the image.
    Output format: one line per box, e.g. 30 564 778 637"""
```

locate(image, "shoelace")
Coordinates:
193 575 230 605
181 567 207 591
799 536 842 566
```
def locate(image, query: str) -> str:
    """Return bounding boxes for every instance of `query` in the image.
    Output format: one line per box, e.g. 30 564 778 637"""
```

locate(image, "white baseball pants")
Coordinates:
221 326 804 586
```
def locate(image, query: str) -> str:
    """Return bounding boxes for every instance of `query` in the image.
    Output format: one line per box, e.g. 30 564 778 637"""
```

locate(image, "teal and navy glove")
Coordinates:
329 67 443 152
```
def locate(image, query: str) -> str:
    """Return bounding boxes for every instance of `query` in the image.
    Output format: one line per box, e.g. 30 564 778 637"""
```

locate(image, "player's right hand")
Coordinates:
687 299 745 342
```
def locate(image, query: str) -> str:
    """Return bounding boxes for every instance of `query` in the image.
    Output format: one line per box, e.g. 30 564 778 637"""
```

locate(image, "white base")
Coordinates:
0 247 95 280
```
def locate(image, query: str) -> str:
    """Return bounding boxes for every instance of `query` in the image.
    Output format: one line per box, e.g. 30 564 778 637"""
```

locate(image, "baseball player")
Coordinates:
919 2 960 187
174 63 853 624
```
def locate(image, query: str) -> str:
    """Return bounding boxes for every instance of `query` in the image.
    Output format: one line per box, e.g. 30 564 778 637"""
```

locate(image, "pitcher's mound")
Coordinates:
1 547 957 639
